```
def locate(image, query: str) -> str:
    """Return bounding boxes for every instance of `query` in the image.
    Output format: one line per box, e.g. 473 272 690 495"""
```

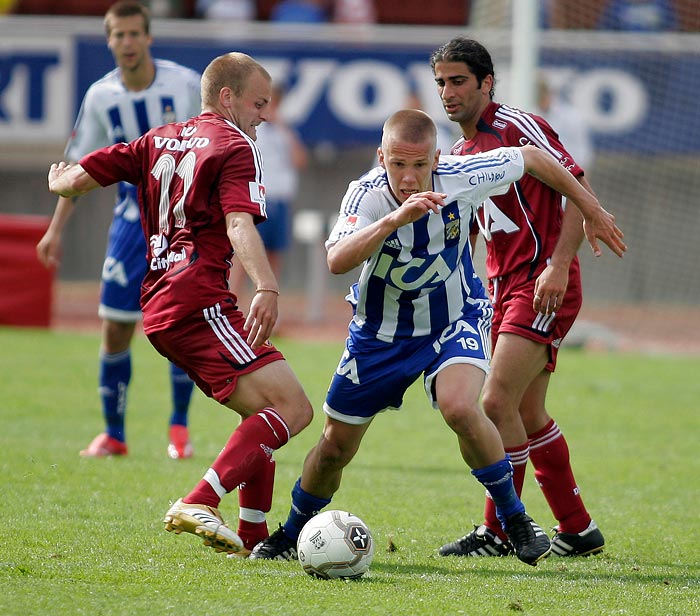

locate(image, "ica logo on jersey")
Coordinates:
373 253 451 291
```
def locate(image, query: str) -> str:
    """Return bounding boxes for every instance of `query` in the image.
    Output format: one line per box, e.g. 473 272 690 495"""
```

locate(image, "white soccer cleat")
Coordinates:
163 498 244 555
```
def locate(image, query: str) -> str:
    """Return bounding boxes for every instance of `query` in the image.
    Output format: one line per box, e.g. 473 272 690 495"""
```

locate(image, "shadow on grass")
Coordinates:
368 556 699 587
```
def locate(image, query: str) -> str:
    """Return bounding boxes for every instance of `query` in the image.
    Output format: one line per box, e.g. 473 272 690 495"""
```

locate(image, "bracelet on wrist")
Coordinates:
255 288 280 295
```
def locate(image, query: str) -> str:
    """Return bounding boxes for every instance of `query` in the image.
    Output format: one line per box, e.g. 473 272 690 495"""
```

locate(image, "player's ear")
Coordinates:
482 74 494 96
377 147 385 168
433 150 440 170
219 87 233 108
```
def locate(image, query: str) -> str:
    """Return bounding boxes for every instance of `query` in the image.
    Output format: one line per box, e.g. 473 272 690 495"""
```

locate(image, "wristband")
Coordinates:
255 288 279 295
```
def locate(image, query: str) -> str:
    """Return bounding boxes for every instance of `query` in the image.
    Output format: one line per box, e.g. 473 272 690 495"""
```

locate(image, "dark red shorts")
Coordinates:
147 298 284 404
488 261 582 372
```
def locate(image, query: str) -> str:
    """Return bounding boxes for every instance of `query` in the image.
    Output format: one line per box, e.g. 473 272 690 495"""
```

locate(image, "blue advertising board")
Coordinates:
0 26 696 154
72 37 699 153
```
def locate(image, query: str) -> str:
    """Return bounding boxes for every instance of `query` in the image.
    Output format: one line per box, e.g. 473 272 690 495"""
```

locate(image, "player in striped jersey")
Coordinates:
36 2 201 460
249 109 622 566
47 52 314 557
431 37 626 558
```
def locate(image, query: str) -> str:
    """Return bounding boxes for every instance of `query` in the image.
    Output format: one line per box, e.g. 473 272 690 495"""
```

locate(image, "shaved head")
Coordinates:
381 109 437 153
378 109 440 204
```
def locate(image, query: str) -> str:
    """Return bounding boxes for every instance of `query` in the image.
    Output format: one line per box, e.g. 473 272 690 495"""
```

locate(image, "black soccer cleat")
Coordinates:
439 524 514 557
503 512 552 566
551 520 605 557
249 524 298 561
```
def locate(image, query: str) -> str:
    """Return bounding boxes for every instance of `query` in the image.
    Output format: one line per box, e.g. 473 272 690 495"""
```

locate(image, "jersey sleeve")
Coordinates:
444 147 525 204
502 108 583 177
79 139 142 188
325 180 384 249
217 139 267 222
64 86 109 161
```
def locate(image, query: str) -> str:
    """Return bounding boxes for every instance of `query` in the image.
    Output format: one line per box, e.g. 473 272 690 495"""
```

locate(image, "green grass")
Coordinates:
1 327 698 615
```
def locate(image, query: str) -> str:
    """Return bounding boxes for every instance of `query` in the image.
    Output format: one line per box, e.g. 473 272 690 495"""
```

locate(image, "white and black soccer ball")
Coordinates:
297 510 374 579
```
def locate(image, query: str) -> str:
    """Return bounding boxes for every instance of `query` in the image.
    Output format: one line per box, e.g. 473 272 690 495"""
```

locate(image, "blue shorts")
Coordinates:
324 317 492 425
98 213 147 323
257 199 290 252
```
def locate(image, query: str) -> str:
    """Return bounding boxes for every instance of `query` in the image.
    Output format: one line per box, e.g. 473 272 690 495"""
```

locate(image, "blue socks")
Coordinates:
472 456 525 527
99 354 193 442
99 349 131 442
281 460 523 543
169 362 194 427
282 478 332 541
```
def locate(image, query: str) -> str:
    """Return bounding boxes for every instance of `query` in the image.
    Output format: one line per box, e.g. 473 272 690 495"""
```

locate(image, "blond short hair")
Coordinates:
201 52 271 106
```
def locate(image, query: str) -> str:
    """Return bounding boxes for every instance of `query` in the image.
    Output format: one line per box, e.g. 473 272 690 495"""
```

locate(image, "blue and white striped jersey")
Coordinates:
326 147 525 343
65 59 201 223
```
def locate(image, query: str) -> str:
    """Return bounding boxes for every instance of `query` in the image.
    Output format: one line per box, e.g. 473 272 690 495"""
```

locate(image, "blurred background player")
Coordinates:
230 83 308 302
536 75 594 171
431 37 624 558
36 1 201 459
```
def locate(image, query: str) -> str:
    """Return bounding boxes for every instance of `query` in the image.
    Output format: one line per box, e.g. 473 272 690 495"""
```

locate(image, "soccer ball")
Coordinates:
297 510 374 579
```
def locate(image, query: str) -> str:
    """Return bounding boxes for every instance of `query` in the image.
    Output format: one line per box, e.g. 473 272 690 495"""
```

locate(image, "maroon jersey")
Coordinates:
454 101 583 280
81 112 267 334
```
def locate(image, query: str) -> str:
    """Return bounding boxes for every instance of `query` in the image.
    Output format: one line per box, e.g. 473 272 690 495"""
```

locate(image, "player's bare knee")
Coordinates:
266 393 313 437
315 434 354 470
285 397 314 436
102 320 134 353
481 386 512 424
439 401 482 435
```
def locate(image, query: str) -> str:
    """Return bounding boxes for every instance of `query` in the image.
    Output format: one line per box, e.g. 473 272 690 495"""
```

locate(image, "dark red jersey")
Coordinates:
81 112 267 334
454 101 583 280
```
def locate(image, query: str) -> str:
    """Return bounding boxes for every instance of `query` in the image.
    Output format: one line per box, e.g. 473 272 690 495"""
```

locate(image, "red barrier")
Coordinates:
0 214 54 327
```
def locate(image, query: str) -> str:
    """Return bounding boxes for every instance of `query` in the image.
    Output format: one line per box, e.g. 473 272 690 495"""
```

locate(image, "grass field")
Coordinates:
1 327 698 615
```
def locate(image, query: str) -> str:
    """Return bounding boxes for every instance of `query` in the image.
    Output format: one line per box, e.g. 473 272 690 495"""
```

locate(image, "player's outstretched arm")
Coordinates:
36 195 76 269
520 145 626 258
48 162 101 198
